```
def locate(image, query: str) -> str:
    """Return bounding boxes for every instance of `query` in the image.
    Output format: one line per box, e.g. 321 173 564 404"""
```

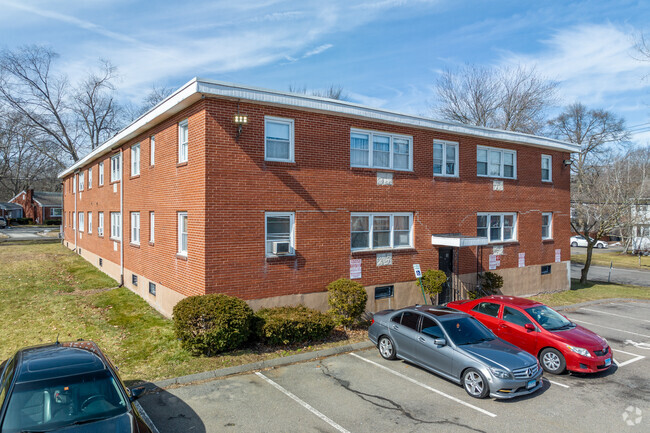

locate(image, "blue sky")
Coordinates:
1 0 650 142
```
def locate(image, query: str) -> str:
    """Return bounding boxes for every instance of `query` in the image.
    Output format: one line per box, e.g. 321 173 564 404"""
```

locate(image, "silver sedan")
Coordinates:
368 305 543 399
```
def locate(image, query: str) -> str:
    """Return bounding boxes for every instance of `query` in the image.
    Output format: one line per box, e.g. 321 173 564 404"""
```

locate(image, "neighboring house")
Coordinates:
632 200 650 251
10 190 62 224
59 78 578 318
0 202 24 219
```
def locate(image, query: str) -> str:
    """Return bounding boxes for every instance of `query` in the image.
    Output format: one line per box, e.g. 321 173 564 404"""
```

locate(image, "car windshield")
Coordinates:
525 305 574 331
441 317 496 345
1 370 128 433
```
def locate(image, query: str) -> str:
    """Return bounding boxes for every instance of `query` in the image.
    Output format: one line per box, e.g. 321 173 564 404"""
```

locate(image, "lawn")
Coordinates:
571 250 650 270
0 243 364 383
530 280 650 306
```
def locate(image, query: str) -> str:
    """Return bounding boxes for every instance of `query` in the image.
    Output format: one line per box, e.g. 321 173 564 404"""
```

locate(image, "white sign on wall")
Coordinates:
555 249 561 263
376 252 392 267
518 252 525 268
350 259 362 279
493 180 504 191
489 254 501 270
492 245 504 255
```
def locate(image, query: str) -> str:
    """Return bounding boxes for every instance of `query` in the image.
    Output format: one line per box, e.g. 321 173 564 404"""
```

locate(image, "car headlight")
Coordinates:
566 345 591 357
489 367 512 379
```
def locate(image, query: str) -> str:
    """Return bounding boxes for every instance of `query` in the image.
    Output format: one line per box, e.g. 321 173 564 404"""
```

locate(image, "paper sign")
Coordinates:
413 264 422 278
518 252 525 268
489 254 500 270
350 259 362 279
555 249 561 263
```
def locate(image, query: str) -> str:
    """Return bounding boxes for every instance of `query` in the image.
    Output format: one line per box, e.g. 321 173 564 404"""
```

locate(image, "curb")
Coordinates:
151 341 375 389
554 298 650 311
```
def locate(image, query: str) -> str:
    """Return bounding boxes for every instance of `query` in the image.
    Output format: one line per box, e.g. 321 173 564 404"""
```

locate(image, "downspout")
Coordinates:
74 170 78 252
120 149 124 286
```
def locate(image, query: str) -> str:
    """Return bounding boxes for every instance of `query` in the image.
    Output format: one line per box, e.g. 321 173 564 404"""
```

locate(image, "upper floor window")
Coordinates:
149 211 155 243
542 212 552 240
110 212 121 240
477 146 516 179
541 155 552 182
351 213 413 251
88 167 92 189
131 212 140 245
433 140 458 177
78 212 84 232
150 135 155 166
131 143 140 176
477 212 517 243
111 154 121 182
79 172 85 191
265 117 294 162
98 162 104 186
72 176 76 194
178 119 188 163
351 129 412 171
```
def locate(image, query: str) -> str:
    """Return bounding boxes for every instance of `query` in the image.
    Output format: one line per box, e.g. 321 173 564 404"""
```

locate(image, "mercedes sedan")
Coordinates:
368 306 543 399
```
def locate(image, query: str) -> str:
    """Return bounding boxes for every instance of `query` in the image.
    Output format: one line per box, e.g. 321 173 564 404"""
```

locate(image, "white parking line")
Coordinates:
135 401 160 433
569 319 650 339
611 348 646 368
350 353 497 418
544 379 570 389
255 372 351 433
580 308 650 323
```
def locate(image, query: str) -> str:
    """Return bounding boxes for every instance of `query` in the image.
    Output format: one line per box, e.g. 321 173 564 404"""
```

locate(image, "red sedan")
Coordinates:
447 296 613 374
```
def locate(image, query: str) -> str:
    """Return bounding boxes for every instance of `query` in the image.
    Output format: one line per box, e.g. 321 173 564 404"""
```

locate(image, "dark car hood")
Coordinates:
550 324 607 349
460 338 536 370
49 412 141 433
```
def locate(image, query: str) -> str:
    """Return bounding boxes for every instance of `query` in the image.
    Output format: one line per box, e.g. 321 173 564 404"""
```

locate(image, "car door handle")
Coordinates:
392 325 398 330
499 324 509 329
418 337 426 343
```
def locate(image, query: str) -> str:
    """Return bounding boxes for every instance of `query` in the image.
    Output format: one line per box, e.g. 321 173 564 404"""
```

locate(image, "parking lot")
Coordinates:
139 301 649 432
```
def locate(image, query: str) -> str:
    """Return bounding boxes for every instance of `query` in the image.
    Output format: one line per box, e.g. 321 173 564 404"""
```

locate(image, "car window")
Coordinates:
420 317 444 339
0 358 15 408
400 312 420 330
525 305 573 331
391 313 402 324
441 317 496 345
502 306 532 327
472 302 500 318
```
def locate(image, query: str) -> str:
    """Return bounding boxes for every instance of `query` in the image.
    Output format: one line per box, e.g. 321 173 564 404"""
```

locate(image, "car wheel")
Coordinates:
462 368 489 399
540 348 566 374
596 243 604 249
378 336 397 360
571 242 578 247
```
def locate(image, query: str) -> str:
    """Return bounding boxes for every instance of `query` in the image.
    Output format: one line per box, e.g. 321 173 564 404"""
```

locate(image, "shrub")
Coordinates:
255 306 335 345
173 294 254 356
327 278 367 327
13 217 33 225
45 219 61 225
468 271 504 299
416 269 447 303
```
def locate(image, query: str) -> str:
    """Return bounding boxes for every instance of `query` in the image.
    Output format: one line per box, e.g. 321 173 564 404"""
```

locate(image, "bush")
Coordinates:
468 271 504 299
255 306 335 345
45 219 61 225
327 278 367 327
12 218 33 225
416 269 447 303
173 294 254 356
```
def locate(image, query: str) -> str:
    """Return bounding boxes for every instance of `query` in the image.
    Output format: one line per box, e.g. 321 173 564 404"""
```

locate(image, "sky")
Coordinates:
1 0 650 143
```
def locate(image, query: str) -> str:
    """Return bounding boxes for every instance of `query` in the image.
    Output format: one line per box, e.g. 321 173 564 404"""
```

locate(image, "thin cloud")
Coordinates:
303 44 333 58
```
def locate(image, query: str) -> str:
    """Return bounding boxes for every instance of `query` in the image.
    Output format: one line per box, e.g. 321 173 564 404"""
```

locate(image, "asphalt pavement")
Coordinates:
0 226 60 241
571 263 650 287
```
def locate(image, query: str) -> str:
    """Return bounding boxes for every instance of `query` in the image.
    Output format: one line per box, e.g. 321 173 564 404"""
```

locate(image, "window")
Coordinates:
88 167 92 189
265 212 295 256
110 212 121 240
87 212 92 234
472 302 501 318
433 140 459 177
149 211 155 243
502 307 532 328
51 208 62 217
350 213 413 250
73 176 76 193
149 282 156 296
265 117 294 162
98 212 104 236
78 212 84 232
421 317 444 338
111 154 121 182
131 143 140 176
541 265 551 275
99 162 104 186
477 213 517 243
477 146 516 179
541 154 552 182
400 311 420 330
150 136 155 166
374 285 394 299
79 172 85 191
73 211 76 229
178 212 188 255
132 274 138 286
178 119 188 163
542 212 552 240
350 129 412 171
131 212 140 244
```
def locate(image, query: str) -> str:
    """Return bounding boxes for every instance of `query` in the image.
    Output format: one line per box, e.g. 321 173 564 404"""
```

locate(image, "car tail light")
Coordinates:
371 318 374 325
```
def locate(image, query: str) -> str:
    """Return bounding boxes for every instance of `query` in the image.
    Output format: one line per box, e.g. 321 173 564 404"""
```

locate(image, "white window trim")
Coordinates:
88 212 92 234
150 135 155 166
149 211 155 243
110 212 122 241
477 145 517 179
350 128 413 172
78 212 84 232
433 139 459 177
477 212 518 243
178 119 188 163
542 212 553 240
541 154 552 183
265 211 296 257
98 212 104 237
111 154 121 182
79 172 85 191
131 143 141 177
88 167 92 189
131 212 140 245
264 116 295 163
73 211 76 229
178 212 188 256
98 162 104 186
350 212 414 251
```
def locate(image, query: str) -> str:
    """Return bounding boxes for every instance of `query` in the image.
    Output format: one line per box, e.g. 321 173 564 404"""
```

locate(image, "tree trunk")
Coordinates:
580 243 595 284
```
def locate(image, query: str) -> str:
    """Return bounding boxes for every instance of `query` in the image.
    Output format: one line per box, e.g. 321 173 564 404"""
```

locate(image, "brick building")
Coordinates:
10 190 62 223
59 79 579 318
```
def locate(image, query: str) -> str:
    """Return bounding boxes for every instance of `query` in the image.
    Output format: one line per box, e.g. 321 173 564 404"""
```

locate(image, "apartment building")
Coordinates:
59 79 579 317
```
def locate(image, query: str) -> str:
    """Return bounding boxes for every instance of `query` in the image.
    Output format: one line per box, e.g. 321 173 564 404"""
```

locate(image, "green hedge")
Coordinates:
327 278 367 327
173 294 254 356
44 219 61 225
255 306 335 345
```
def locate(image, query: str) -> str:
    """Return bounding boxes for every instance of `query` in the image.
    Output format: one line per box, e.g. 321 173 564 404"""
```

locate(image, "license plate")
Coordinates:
605 358 611 366
527 380 536 389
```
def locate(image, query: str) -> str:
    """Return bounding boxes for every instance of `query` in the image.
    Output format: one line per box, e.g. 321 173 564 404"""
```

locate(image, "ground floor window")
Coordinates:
178 212 188 256
265 212 295 256
542 212 552 240
477 213 517 243
131 212 140 244
110 212 121 240
351 213 413 251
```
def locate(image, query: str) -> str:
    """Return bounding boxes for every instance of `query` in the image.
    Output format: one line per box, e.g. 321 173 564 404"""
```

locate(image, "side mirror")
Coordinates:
129 386 146 402
433 338 447 346
524 323 535 332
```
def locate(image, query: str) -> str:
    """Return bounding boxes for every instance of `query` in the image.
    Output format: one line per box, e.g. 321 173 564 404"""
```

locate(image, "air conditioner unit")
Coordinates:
272 241 291 255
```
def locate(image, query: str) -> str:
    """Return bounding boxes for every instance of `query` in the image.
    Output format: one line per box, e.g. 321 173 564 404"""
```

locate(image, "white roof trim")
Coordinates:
8 190 26 203
59 78 579 178
431 235 489 248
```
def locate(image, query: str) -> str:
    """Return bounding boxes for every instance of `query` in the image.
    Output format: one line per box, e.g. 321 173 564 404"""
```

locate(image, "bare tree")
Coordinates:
122 83 175 122
288 84 348 100
433 64 557 135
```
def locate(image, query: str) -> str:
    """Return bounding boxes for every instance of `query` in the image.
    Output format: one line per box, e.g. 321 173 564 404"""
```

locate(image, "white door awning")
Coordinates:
431 234 489 247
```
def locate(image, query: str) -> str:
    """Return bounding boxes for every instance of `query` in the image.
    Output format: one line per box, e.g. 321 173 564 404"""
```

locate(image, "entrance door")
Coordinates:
438 248 453 304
